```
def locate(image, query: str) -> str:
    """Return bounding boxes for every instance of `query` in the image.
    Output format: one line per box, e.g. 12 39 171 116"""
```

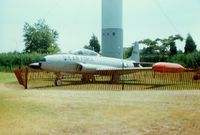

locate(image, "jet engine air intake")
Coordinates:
76 65 83 71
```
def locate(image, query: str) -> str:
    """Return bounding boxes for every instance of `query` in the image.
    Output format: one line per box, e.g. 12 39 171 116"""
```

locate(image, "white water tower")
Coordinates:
102 0 123 58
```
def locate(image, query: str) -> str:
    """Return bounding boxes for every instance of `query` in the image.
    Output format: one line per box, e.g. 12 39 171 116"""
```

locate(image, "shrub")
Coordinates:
0 52 44 72
169 51 200 68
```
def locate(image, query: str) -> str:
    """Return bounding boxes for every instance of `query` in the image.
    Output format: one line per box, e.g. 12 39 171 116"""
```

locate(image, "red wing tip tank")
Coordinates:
152 62 185 73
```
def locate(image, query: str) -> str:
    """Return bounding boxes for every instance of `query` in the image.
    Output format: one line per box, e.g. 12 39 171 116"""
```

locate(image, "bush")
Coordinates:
169 51 200 68
140 55 168 62
0 52 44 72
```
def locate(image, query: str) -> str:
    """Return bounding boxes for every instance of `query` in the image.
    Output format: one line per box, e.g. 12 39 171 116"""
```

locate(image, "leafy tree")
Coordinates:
184 34 196 54
157 35 183 57
139 39 159 55
84 34 100 53
84 45 93 50
47 44 61 54
23 19 60 54
139 35 183 62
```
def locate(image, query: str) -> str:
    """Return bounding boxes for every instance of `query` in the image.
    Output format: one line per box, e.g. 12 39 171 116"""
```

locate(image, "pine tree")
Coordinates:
184 34 196 54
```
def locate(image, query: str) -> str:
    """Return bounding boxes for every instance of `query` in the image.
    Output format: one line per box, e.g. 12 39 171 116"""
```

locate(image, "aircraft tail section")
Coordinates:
128 42 140 62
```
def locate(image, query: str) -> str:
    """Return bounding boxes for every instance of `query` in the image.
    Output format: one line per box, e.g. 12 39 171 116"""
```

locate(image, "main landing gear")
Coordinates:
81 74 95 83
55 73 63 86
55 79 62 86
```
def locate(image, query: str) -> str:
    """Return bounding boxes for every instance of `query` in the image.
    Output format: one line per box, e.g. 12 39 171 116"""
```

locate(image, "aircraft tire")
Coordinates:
55 79 62 86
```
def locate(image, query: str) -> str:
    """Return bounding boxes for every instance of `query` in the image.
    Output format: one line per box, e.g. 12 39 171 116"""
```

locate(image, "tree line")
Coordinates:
139 34 198 68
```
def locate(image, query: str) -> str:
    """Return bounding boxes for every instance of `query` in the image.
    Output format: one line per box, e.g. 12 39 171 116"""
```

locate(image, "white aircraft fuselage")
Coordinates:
39 53 134 73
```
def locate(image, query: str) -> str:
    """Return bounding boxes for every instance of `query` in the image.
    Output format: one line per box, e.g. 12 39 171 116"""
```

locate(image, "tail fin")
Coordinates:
129 42 140 62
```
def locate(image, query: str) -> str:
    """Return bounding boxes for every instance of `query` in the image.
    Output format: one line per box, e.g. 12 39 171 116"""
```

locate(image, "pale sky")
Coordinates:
0 0 200 53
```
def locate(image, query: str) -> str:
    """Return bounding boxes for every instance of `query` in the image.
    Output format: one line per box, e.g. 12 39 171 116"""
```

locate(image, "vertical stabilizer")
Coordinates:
129 42 140 62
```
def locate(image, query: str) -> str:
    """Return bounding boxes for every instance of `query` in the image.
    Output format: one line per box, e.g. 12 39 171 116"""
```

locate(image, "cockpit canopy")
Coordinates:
68 49 100 56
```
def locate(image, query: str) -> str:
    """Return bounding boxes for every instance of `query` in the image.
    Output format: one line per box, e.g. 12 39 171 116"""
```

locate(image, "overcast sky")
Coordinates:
0 0 200 53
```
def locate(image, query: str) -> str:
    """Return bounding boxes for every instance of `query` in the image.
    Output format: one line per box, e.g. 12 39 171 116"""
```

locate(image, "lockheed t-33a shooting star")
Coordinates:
29 49 153 86
29 49 185 86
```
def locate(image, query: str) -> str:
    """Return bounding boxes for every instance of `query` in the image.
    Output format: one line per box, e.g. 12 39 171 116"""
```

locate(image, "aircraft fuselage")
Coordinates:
40 54 134 73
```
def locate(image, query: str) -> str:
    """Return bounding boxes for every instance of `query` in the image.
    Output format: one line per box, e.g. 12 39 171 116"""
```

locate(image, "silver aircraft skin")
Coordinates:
29 49 151 85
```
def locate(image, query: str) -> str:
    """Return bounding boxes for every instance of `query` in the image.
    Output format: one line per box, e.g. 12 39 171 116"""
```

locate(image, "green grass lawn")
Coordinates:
0 72 16 83
0 72 200 135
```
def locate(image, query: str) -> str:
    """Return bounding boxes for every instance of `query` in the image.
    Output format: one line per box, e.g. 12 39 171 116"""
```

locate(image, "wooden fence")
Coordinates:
13 68 200 90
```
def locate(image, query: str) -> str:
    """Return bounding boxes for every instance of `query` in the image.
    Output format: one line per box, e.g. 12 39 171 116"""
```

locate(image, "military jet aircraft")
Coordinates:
29 48 152 86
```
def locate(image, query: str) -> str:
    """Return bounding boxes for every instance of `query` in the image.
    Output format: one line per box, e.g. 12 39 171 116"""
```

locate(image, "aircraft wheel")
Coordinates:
55 79 62 86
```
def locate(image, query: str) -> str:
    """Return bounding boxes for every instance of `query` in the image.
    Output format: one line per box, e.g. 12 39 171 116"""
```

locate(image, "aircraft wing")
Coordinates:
78 63 152 75
95 67 152 75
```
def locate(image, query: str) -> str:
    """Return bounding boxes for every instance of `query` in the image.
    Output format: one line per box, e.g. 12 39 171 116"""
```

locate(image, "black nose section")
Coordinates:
29 62 42 69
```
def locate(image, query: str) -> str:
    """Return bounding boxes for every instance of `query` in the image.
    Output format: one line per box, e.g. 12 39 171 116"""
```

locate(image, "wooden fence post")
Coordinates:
24 67 28 89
